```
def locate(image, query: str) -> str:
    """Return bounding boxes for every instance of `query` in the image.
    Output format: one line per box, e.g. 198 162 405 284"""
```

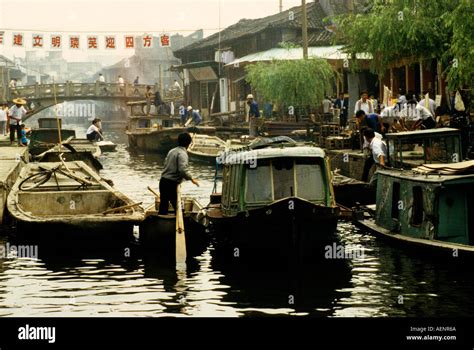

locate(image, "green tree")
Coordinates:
333 0 469 90
245 58 335 114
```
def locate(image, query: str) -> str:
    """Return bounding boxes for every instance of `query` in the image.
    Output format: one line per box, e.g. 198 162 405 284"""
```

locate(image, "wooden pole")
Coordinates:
175 184 187 266
420 60 424 96
279 0 283 12
301 0 308 60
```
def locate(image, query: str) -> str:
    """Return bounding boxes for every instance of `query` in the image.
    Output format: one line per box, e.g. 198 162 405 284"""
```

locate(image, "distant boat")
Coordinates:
202 137 340 260
7 161 144 241
139 197 207 258
125 101 216 153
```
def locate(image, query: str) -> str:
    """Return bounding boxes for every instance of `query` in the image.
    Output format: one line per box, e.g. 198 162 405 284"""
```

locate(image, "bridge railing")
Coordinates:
0 83 176 101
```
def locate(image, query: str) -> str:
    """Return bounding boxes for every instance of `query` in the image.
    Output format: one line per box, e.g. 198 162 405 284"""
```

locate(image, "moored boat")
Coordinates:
203 137 340 261
353 128 474 257
7 161 144 241
28 118 76 156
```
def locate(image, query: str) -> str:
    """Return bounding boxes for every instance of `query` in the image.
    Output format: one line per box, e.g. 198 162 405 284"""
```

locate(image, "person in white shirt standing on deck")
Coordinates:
117 75 125 93
354 91 374 115
8 98 27 145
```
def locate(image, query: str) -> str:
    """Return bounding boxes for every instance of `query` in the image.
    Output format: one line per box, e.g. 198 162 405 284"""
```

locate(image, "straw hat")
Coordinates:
187 106 193 111
247 94 254 99
12 98 27 105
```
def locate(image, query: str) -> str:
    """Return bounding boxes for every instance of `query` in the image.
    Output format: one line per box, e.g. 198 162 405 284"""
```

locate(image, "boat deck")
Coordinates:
0 146 30 225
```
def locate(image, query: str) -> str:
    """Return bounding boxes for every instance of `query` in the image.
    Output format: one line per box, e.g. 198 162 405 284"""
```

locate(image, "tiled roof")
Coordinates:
175 1 328 54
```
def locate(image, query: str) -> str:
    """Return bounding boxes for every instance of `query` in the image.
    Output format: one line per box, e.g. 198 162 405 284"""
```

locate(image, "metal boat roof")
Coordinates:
385 128 460 139
377 168 474 184
219 146 326 165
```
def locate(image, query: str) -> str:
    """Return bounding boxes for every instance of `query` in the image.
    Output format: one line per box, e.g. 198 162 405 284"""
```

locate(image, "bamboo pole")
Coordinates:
301 0 308 60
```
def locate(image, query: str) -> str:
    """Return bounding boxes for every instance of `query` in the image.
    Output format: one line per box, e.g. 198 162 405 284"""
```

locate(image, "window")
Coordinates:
411 186 423 226
230 165 240 203
391 182 400 219
295 160 325 201
272 158 295 200
245 163 272 203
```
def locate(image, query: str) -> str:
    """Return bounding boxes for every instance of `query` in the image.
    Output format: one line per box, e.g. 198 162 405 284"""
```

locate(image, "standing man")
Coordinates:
158 132 199 215
354 91 374 115
334 93 348 128
0 102 8 136
322 96 333 123
8 98 27 145
154 90 163 114
247 94 260 137
145 86 153 116
117 75 125 93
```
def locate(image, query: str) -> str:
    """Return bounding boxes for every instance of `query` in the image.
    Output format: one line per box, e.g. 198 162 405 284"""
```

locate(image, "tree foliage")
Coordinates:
333 0 472 89
245 58 334 110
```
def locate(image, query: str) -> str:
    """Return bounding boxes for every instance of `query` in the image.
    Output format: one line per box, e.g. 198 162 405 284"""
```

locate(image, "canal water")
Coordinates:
0 123 473 317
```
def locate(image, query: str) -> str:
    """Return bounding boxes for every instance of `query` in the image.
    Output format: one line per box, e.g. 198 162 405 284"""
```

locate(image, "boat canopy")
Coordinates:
219 146 326 165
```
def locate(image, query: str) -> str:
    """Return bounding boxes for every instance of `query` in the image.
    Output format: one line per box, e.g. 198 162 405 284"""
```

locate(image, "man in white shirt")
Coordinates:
364 128 388 186
0 102 8 136
354 91 374 115
362 129 384 182
400 99 435 130
86 118 104 142
418 92 437 116
8 98 28 145
98 74 105 83
117 75 125 93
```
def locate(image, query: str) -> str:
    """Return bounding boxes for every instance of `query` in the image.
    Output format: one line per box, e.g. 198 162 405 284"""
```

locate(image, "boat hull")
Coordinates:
127 127 216 153
206 197 339 261
139 212 207 259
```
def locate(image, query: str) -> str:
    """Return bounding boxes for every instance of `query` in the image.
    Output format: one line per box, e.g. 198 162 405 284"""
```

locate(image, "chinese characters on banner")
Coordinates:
105 36 116 49
32 34 44 48
160 34 170 47
124 35 134 49
69 36 80 49
142 34 152 48
88 36 98 49
51 35 62 49
0 32 176 49
13 33 24 47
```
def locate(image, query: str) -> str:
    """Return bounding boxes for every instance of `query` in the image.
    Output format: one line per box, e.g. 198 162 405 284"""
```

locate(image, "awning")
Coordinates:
225 46 372 67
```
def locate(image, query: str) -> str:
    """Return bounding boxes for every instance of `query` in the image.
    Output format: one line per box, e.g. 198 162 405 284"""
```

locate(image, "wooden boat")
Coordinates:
187 134 231 164
139 197 207 258
28 118 76 156
7 161 144 241
353 162 474 257
203 137 340 261
95 140 117 152
353 128 474 257
34 137 103 173
125 101 216 153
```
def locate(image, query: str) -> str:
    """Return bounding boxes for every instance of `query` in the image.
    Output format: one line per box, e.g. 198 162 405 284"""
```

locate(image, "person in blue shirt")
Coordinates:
247 94 260 137
355 110 385 134
186 106 202 126
20 124 29 146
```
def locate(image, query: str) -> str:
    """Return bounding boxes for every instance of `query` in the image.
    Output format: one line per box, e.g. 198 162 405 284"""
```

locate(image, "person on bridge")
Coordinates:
8 98 27 146
86 118 104 142
118 75 125 93
158 132 199 215
9 79 18 97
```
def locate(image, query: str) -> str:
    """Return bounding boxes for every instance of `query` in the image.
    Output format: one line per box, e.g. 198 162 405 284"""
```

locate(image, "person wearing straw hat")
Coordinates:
8 98 27 146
